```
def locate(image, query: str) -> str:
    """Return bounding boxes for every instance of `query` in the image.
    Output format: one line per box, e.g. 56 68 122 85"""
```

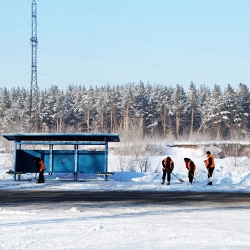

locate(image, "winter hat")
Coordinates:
184 158 190 162
33 157 41 162
206 151 211 155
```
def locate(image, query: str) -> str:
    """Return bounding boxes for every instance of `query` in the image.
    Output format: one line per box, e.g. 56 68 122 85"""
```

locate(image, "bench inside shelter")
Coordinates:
2 133 120 181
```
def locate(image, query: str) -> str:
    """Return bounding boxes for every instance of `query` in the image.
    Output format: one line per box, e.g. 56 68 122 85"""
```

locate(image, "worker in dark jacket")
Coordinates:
204 151 215 185
161 156 174 185
34 157 46 183
184 158 196 184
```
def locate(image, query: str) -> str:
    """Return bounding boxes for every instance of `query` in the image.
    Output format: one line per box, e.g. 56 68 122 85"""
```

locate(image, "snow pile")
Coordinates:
0 145 250 192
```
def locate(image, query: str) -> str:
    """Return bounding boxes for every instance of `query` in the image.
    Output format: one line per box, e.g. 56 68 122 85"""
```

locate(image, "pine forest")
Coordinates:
1 81 250 141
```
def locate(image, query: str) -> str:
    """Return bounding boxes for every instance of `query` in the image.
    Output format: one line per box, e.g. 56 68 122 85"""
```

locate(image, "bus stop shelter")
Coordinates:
2 133 120 181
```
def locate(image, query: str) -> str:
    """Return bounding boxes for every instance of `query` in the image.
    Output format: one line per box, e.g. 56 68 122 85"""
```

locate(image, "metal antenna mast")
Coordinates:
30 0 39 131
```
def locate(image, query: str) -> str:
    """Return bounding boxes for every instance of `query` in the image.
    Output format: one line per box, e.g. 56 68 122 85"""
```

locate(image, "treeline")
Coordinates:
0 81 250 140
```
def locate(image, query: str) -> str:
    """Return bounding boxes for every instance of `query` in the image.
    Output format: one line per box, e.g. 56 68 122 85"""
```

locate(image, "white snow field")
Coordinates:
0 145 250 249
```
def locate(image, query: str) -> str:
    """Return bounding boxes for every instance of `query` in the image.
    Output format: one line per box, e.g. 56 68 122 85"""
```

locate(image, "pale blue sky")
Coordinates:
0 0 249 90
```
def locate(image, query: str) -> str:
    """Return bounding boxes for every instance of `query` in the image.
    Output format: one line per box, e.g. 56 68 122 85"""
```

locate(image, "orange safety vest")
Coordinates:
163 158 174 171
38 160 46 172
205 155 215 168
185 161 196 172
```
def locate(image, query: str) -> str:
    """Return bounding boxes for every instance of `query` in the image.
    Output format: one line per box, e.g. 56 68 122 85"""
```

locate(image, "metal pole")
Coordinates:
104 139 108 181
74 144 78 181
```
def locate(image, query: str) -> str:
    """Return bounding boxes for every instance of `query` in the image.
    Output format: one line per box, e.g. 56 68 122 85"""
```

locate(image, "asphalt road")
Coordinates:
0 190 250 207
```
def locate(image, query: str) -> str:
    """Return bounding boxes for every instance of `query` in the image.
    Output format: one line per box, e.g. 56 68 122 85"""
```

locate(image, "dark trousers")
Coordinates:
207 167 214 184
38 170 45 183
188 171 194 183
162 170 171 182
207 168 214 178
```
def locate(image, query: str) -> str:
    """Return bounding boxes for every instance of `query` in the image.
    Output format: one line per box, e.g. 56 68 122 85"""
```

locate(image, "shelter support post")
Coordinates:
74 144 78 181
14 141 21 181
49 144 53 180
104 139 108 181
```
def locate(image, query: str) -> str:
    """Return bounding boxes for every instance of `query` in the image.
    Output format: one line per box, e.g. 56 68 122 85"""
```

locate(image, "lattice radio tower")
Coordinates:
30 0 39 131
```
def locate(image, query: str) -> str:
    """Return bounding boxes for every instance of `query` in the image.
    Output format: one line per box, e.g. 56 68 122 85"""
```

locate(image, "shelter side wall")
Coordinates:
16 150 105 174
78 151 105 174
16 150 44 173
50 150 75 173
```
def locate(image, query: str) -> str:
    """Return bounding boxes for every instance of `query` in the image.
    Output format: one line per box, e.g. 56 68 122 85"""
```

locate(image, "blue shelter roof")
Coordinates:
2 133 120 142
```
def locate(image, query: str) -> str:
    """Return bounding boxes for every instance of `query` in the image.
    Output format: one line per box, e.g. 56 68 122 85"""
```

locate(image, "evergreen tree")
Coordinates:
146 83 161 136
171 84 187 138
237 83 250 134
121 83 134 131
187 82 199 136
133 81 150 137
209 84 223 139
0 88 12 131
222 84 242 138
197 85 211 135
84 85 95 133
1 81 250 139
157 85 174 137
40 86 63 132
63 84 78 131
105 84 121 132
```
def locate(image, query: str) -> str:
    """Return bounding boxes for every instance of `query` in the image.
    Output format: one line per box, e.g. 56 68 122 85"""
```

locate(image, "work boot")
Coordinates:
207 182 212 185
161 179 165 185
167 181 170 185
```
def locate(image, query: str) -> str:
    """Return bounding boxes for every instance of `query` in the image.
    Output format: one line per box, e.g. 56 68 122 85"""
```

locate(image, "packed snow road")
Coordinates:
1 190 250 208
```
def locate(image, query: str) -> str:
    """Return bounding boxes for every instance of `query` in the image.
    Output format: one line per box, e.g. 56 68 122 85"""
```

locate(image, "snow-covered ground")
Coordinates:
1 145 250 249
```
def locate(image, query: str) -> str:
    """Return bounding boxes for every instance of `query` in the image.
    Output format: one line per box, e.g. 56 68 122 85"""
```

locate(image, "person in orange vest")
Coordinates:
34 157 46 183
161 156 174 185
184 158 196 184
204 151 215 185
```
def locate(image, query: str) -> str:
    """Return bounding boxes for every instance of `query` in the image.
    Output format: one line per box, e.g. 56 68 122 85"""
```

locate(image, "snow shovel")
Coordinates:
171 172 185 182
30 172 37 183
191 173 196 181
